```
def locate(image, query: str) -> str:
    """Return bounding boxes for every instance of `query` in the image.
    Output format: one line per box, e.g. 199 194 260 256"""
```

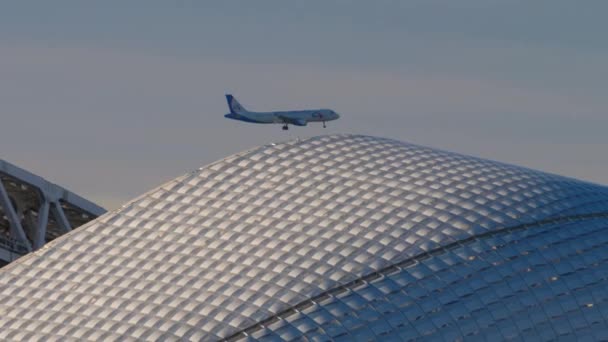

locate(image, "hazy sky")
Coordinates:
1 1 607 210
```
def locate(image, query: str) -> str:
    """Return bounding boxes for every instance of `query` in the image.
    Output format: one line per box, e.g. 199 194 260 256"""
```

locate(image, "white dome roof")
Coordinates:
0 135 607 341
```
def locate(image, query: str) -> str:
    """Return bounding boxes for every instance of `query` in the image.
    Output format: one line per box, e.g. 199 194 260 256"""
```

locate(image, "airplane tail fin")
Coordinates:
225 94 248 114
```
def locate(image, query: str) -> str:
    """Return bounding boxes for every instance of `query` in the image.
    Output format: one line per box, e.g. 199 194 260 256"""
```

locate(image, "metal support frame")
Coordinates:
33 200 50 250
0 180 32 252
51 201 72 233
0 159 105 264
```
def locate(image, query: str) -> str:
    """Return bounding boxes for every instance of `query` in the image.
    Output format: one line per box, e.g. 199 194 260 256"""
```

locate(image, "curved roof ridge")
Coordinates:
0 135 607 340
222 211 608 341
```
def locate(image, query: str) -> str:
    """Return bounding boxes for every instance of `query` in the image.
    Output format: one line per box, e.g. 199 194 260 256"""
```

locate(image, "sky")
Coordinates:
1 1 607 210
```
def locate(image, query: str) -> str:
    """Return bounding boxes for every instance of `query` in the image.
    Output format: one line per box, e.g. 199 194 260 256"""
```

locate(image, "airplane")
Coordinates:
224 94 340 130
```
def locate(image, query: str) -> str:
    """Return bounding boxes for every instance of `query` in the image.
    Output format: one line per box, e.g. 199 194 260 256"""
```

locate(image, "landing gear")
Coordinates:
323 121 326 128
282 124 289 130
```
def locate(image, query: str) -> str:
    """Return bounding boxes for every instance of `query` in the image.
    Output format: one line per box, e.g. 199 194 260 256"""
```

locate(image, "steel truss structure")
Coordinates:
0 159 105 264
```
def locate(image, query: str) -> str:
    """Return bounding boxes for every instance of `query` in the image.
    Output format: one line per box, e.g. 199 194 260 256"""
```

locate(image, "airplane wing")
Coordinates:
277 115 308 126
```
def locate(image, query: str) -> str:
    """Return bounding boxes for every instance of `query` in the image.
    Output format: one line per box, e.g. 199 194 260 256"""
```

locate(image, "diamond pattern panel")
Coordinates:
248 217 608 341
0 134 606 341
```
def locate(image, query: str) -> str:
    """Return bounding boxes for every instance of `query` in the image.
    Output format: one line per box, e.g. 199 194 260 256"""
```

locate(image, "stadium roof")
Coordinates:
0 134 607 341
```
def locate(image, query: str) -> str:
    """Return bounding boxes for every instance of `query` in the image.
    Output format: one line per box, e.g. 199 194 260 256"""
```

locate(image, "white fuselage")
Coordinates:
232 109 337 123
224 94 340 128
226 110 336 124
